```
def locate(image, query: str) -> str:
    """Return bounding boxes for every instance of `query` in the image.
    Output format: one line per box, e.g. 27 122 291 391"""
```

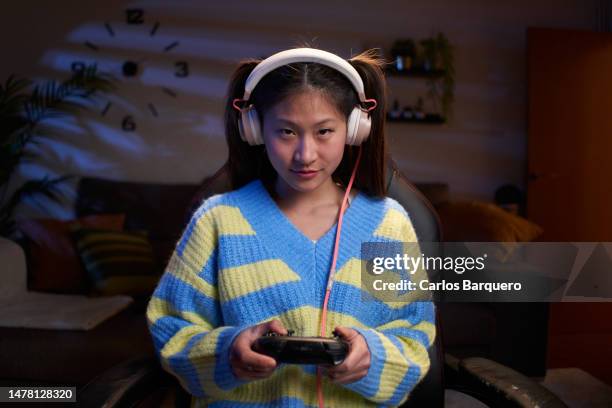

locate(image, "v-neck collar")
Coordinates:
255 178 361 245
234 178 373 291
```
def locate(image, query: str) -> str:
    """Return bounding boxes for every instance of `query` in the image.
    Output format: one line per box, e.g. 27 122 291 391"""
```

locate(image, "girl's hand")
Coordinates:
324 326 371 384
229 319 287 380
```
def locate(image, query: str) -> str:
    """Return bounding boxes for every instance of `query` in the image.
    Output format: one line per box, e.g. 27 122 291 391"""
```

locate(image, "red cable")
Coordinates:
317 146 362 408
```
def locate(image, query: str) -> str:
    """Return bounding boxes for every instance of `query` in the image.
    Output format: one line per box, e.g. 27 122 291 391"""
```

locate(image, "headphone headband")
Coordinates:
242 48 366 102
233 47 376 146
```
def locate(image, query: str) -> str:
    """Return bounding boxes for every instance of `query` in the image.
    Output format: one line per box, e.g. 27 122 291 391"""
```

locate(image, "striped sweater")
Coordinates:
146 178 436 407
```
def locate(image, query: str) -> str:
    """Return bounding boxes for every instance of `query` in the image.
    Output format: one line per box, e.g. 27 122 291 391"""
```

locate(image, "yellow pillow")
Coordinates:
436 200 543 242
72 227 162 296
436 200 543 261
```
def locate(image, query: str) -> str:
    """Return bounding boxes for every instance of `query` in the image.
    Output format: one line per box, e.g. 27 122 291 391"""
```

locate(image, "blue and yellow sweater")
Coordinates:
146 178 435 407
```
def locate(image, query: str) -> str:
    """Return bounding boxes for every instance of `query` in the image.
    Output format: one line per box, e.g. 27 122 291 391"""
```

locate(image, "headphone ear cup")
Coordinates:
346 107 372 146
239 106 264 145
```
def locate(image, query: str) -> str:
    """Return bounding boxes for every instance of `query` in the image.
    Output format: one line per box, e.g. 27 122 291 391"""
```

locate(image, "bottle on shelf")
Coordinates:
389 99 402 120
401 105 414 120
414 97 426 120
390 39 416 72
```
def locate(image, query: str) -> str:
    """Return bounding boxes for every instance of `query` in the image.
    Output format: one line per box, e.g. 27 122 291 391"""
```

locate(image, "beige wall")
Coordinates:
0 0 601 218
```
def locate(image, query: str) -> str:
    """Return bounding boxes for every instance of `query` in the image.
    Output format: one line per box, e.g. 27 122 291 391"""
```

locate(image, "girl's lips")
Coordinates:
291 169 320 178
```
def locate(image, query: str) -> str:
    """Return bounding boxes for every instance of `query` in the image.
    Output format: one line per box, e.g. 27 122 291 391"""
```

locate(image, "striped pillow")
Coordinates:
72 227 161 296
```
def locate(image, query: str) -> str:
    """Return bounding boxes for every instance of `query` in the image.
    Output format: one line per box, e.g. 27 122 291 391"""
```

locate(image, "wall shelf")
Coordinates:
386 113 445 124
385 66 447 125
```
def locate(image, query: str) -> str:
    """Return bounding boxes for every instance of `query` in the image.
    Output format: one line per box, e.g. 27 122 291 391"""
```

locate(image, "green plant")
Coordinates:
420 32 455 120
0 66 114 237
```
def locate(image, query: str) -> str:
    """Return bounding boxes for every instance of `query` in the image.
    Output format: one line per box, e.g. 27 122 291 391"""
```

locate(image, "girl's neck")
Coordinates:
270 176 345 210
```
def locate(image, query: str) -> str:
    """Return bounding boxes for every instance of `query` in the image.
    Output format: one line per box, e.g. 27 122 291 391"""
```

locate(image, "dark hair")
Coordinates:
223 47 389 198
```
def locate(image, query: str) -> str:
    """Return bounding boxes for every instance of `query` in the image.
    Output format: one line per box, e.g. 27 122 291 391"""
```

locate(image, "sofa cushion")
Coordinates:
17 214 125 294
72 227 161 296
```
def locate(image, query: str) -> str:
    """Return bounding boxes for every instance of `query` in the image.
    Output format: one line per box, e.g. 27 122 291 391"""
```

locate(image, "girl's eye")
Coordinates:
278 129 295 138
318 129 334 137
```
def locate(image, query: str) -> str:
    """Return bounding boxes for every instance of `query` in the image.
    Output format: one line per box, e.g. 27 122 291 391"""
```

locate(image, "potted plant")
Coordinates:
0 66 113 237
420 32 455 120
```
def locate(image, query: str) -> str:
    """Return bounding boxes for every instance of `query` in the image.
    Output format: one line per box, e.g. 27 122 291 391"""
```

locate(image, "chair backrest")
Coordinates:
191 160 445 407
385 159 444 408
386 158 442 243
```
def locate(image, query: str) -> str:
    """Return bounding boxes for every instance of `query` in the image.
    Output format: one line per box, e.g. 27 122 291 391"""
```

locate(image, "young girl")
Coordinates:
146 47 435 407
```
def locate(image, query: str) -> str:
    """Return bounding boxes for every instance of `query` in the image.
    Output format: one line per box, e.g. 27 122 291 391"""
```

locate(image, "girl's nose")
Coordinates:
294 134 317 165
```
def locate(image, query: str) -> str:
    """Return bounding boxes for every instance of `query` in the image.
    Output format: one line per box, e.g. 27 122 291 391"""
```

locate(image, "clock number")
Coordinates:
122 115 136 131
175 61 189 78
71 61 86 73
126 8 144 24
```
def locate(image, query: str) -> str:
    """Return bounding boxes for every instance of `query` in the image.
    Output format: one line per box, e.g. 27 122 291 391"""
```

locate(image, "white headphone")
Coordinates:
232 48 378 146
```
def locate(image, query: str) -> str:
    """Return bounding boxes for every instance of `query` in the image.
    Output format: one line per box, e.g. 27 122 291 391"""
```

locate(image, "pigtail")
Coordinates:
223 59 275 190
344 49 390 198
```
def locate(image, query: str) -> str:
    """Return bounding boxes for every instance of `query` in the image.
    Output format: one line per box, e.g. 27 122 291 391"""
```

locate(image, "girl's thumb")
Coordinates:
333 326 353 339
261 319 287 335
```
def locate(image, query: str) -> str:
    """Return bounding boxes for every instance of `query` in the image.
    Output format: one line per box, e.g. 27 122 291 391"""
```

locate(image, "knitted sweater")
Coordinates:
146 178 436 407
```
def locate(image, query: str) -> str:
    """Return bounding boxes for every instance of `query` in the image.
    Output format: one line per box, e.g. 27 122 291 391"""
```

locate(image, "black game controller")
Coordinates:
252 330 349 366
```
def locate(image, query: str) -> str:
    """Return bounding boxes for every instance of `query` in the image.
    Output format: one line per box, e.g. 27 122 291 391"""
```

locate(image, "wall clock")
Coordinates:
71 8 191 132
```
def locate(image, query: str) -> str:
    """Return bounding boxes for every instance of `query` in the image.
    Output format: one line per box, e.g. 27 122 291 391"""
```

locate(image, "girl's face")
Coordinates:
262 89 347 195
